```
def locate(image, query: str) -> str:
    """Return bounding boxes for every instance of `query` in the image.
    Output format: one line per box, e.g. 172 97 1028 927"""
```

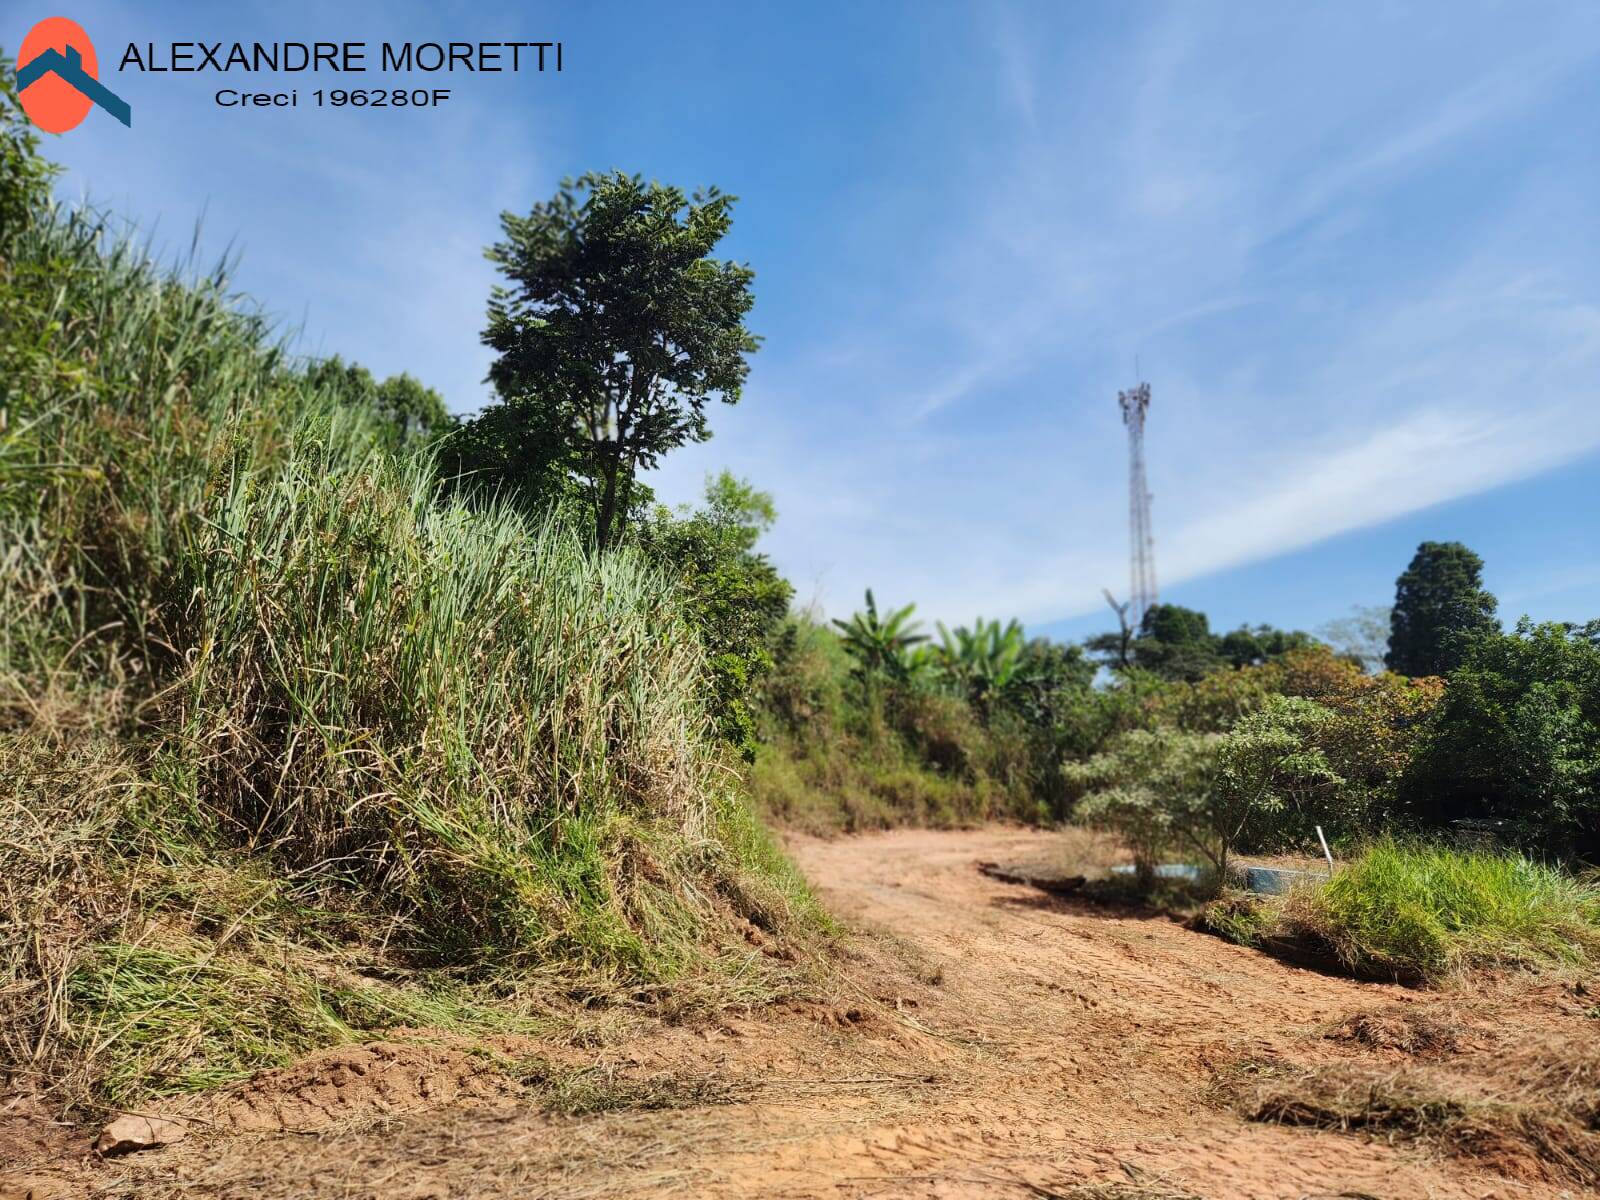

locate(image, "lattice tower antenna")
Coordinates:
1118 382 1158 627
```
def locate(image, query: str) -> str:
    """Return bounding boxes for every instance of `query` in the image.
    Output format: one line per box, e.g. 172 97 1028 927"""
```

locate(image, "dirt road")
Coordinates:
14 828 1586 1199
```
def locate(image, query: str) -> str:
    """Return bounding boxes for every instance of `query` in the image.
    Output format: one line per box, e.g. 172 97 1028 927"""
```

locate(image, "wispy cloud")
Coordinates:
652 2 1600 628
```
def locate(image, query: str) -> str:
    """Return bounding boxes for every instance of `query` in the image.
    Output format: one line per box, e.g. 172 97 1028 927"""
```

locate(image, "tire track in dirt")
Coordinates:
20 828 1574 1199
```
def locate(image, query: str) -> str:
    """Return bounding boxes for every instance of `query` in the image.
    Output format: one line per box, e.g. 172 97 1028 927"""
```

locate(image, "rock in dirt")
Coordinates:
94 1113 187 1156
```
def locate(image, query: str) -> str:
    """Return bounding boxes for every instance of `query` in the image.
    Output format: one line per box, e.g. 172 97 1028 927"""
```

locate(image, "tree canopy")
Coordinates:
474 171 759 549
1385 541 1499 677
305 356 452 450
1088 602 1316 681
1404 619 1600 850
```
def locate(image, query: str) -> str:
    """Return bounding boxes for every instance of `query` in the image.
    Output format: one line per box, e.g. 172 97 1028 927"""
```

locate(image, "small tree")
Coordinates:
1386 541 1499 676
1213 696 1343 873
479 171 758 549
1068 698 1344 884
832 590 927 683
1066 729 1223 885
635 472 792 760
933 617 1026 718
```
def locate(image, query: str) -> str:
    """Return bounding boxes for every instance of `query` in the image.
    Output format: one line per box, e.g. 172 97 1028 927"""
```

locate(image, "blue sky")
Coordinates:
24 1 1600 640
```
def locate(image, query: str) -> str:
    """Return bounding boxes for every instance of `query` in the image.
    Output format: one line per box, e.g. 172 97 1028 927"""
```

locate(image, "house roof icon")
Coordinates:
18 42 132 128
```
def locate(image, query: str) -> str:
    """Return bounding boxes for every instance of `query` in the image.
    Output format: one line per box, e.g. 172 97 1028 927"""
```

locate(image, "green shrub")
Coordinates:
636 473 793 761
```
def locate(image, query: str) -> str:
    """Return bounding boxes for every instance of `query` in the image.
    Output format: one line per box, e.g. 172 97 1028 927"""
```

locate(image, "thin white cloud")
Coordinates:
1281 37 1600 237
658 2 1600 629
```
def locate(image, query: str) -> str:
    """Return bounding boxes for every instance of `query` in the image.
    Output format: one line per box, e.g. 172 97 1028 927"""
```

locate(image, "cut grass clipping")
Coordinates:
1220 1054 1600 1189
2 177 821 1106
1202 839 1600 981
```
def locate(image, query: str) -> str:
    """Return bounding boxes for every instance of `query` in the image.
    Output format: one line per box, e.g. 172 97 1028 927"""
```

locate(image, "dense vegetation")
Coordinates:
5 39 1599 1117
744 548 1596 868
0 72 813 1109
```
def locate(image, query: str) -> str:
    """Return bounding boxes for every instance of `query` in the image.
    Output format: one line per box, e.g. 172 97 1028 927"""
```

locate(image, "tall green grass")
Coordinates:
1295 839 1600 978
2 186 817 1102
179 428 729 967
1202 839 1600 980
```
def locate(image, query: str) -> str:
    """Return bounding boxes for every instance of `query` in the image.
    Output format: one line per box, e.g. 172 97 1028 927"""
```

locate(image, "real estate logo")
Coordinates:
17 16 132 131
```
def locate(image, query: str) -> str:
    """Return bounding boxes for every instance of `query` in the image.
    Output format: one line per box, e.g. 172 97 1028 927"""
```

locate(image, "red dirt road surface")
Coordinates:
8 829 1591 1199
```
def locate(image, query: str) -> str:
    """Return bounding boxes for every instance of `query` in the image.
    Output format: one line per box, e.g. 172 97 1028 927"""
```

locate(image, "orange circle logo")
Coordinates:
19 16 100 133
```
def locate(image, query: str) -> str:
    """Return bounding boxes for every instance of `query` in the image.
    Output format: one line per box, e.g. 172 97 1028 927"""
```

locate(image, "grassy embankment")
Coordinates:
1206 839 1600 982
1 198 821 1112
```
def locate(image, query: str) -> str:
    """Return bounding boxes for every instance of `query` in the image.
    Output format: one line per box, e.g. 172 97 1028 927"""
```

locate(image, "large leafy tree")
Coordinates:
1149 663 1281 733
1404 619 1600 850
1131 603 1223 681
1385 541 1499 676
477 171 758 549
1218 623 1318 669
1276 646 1443 812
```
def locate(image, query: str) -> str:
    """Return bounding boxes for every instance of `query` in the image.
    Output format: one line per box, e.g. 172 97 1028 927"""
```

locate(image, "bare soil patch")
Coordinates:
5 828 1593 1198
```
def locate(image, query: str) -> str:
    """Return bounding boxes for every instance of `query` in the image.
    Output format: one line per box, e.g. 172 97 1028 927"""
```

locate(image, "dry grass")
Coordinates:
1218 1041 1600 1188
0 726 542 1113
1325 1005 1461 1054
511 1059 744 1116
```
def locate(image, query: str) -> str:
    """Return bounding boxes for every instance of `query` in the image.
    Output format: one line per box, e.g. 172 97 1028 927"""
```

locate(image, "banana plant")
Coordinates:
832 589 928 681
934 616 1026 714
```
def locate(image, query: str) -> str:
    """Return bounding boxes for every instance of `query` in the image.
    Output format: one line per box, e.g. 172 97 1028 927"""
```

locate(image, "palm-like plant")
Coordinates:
934 617 1026 714
832 589 928 681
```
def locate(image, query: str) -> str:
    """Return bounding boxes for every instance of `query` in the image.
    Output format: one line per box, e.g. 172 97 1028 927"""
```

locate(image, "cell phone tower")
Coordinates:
1118 382 1158 628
